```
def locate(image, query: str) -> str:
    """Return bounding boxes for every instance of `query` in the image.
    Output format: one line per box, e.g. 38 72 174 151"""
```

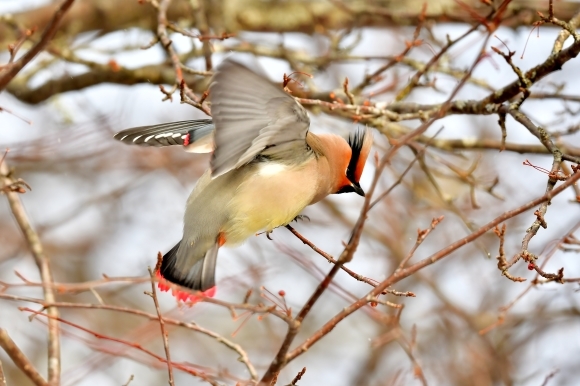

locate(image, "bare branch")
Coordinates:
0 329 48 386
0 357 7 386
1 160 61 385
146 268 174 386
286 167 580 364
0 0 76 91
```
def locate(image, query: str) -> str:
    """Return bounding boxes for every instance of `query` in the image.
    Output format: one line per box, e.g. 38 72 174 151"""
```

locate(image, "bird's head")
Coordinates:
329 128 373 197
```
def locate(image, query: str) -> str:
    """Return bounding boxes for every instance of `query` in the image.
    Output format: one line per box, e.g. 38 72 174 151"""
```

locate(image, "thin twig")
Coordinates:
540 369 560 386
396 216 445 271
0 293 259 382
395 22 479 101
285 225 414 297
156 0 183 83
0 0 76 91
122 375 135 386
191 0 213 71
19 308 221 385
0 274 150 294
396 329 428 386
507 109 569 280
285 153 580 365
0 160 60 384
353 4 430 95
147 267 174 386
481 221 580 335
261 29 496 384
291 367 306 385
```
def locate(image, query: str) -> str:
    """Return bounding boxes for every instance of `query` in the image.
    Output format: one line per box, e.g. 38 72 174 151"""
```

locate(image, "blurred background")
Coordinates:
1 0 580 385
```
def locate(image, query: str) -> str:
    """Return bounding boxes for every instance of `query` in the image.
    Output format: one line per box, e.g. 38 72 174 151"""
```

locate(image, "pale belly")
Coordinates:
222 161 319 244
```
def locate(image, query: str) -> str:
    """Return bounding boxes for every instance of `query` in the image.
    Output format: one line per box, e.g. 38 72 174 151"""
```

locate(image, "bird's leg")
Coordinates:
261 216 309 240
256 230 275 240
292 214 310 223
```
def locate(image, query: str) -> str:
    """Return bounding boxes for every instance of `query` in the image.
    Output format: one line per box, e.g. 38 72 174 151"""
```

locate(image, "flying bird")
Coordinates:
114 59 372 299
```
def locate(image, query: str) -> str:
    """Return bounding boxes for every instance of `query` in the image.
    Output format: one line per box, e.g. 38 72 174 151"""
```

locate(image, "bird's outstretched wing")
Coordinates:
114 59 311 168
209 59 311 177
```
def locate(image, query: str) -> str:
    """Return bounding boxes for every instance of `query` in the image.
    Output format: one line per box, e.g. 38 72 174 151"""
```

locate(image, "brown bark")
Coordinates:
2 0 579 46
6 63 208 104
3 0 580 105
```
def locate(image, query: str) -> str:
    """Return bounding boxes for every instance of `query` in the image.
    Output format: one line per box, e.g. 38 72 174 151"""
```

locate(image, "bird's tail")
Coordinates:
159 240 219 292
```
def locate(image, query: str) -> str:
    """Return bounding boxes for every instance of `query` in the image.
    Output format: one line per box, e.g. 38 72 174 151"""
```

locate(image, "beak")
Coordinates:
352 182 365 197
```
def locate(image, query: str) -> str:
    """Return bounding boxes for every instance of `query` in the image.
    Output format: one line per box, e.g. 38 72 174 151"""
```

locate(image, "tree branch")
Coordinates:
0 356 6 386
2 0 579 45
146 268 174 386
285 153 580 366
0 329 48 386
0 0 76 91
0 160 60 385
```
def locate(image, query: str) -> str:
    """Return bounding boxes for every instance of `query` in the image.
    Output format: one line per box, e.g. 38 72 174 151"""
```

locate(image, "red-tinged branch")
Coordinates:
0 292 259 382
20 307 222 385
260 31 495 385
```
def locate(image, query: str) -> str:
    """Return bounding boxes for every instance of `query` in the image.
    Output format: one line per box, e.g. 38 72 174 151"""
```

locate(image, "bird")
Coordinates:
114 59 373 299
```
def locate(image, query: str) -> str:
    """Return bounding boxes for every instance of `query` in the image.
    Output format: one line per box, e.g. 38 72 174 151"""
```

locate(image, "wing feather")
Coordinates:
209 59 310 177
113 120 214 152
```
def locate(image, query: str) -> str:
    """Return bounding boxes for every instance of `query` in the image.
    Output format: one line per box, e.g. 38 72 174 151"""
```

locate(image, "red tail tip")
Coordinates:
156 270 172 292
155 270 216 304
